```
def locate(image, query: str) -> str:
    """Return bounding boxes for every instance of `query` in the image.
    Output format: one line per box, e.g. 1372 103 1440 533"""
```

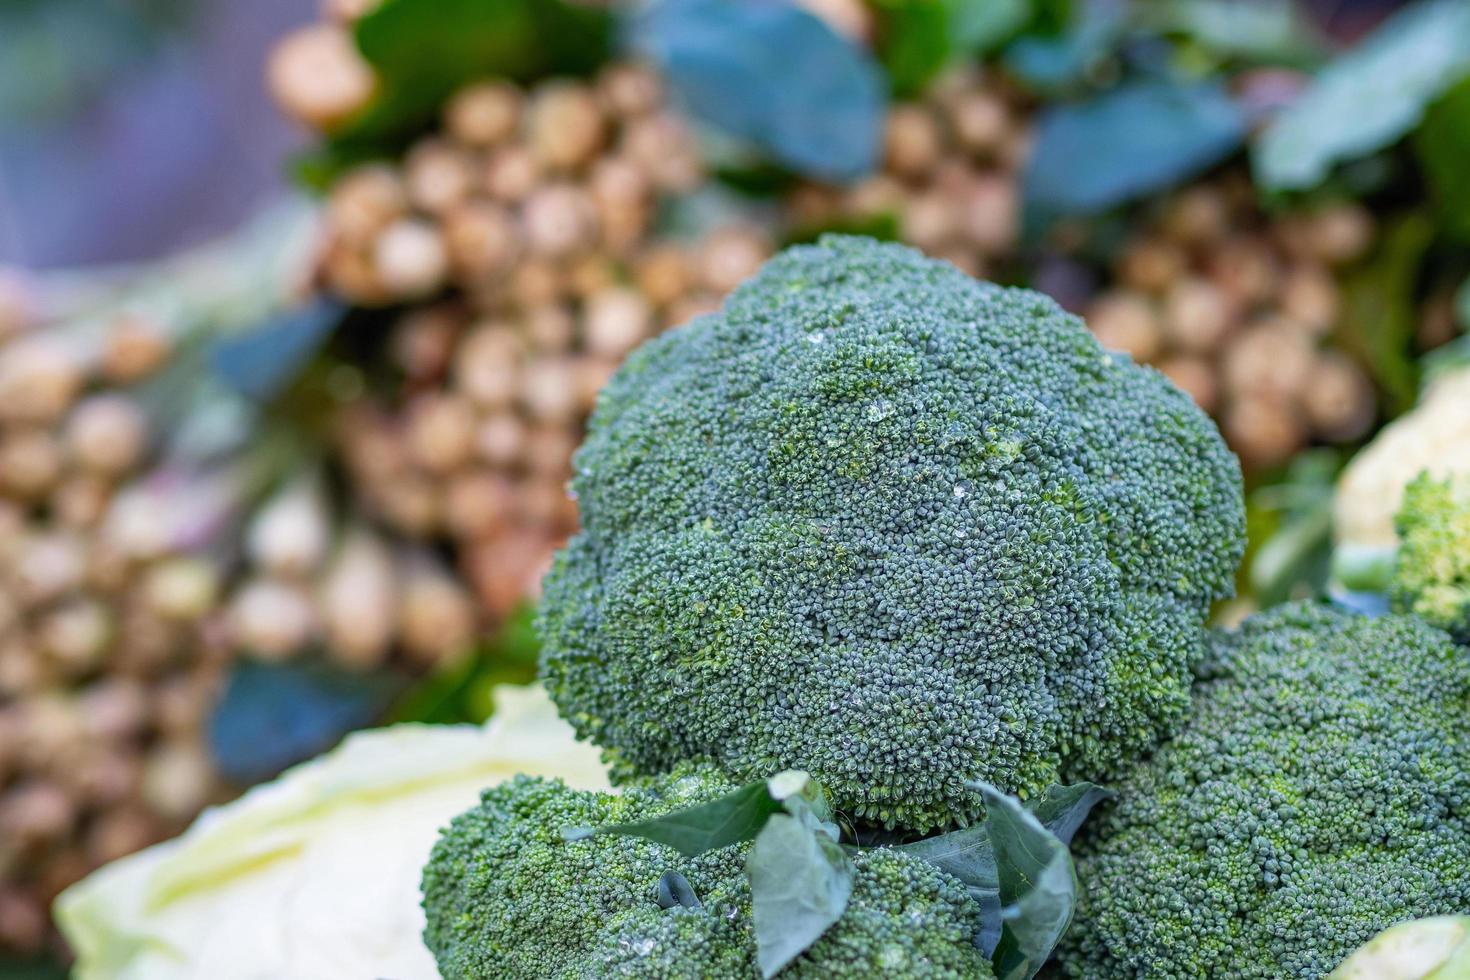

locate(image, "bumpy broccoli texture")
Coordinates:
420 764 993 979
1062 602 1470 979
1392 473 1470 644
539 235 1245 831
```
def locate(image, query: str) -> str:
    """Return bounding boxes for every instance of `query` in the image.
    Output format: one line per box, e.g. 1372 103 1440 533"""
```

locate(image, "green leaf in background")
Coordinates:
975 783 1079 980
1415 75 1470 241
209 297 346 404
1004 0 1125 94
1459 276 1470 330
563 778 784 856
322 0 610 159
748 797 854 979
1247 449 1343 606
870 0 954 98
1254 0 1470 192
632 0 885 181
1145 0 1325 67
872 0 1030 97
1024 80 1245 219
1335 212 1435 416
388 606 540 724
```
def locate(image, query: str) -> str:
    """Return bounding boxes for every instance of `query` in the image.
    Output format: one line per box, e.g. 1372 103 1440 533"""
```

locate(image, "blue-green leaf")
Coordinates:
748 799 854 978
975 782 1080 980
1255 0 1470 192
1024 80 1246 219
631 0 884 180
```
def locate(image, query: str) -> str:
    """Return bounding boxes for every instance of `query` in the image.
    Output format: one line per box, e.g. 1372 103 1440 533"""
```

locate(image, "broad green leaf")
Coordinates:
1415 76 1470 241
1004 0 1126 94
975 782 1079 980
1024 80 1245 218
748 801 854 978
898 781 1109 955
563 778 782 856
1334 213 1435 416
871 0 954 98
632 0 884 180
1255 0 1470 192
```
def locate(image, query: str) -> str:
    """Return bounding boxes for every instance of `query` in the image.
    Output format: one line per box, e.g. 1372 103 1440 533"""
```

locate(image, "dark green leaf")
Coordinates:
307 0 610 170
655 870 703 909
975 782 1079 980
1254 0 1470 192
871 0 953 99
897 781 1108 955
1335 213 1435 416
632 0 884 181
1024 80 1245 218
208 298 345 403
748 802 854 978
1415 75 1470 241
563 779 783 856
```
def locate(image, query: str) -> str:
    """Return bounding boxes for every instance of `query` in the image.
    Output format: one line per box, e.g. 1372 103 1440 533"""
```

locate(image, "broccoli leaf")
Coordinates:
563 778 782 856
897 781 1109 956
1254 0 1470 192
1023 80 1246 219
630 0 884 180
748 796 854 978
1415 75 1470 241
976 782 1080 980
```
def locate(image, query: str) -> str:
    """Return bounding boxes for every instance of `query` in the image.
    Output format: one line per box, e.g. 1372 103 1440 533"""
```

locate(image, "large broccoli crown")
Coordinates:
420 763 993 979
1392 472 1470 644
539 234 1245 831
1063 601 1470 979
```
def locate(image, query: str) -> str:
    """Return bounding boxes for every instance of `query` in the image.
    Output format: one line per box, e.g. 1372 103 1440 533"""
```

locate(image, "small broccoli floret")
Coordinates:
421 763 993 979
1062 602 1470 979
1392 473 1470 644
539 235 1244 832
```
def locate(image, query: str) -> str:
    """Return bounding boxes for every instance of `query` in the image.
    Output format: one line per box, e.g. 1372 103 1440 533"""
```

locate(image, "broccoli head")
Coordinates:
1392 473 1470 644
420 764 993 979
1062 602 1470 979
539 235 1245 831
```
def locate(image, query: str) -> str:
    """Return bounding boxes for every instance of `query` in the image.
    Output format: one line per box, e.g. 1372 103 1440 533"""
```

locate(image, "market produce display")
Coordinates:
3 0 1469 973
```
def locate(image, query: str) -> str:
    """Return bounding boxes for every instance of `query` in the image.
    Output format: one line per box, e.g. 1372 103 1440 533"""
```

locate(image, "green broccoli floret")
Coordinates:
539 235 1245 832
1392 473 1470 644
421 763 993 979
1062 601 1470 979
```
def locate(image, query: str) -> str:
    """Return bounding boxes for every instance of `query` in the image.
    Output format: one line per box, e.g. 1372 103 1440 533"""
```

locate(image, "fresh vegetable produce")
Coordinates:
539 235 1244 832
422 765 995 979
1391 473 1470 643
1063 602 1470 979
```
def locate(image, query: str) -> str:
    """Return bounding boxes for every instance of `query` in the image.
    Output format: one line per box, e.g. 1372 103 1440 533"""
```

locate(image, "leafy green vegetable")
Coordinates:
977 783 1080 980
747 793 854 978
1146 0 1325 66
1334 212 1435 415
1415 75 1470 241
631 0 884 180
1024 80 1245 218
1255 0 1470 192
